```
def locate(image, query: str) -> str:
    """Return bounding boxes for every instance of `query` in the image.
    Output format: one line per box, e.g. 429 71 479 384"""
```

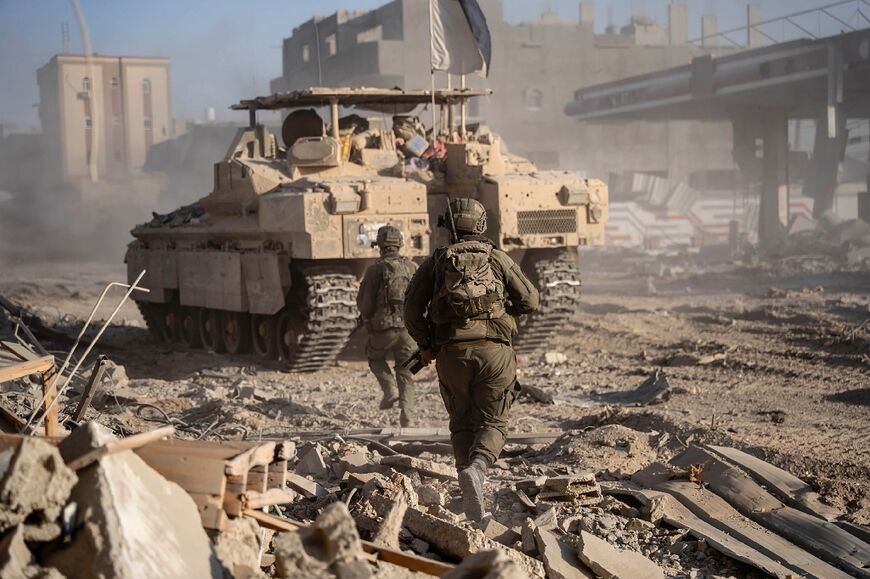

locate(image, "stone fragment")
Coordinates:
576 531 664 579
286 473 328 499
416 484 444 507
380 455 456 480
532 507 558 531
544 352 567 365
274 502 372 579
520 520 538 556
372 474 417 550
441 549 528 579
404 508 544 578
214 517 266 579
48 422 223 579
296 444 329 478
479 516 521 546
0 438 77 541
409 538 429 555
0 525 32 577
534 528 595 579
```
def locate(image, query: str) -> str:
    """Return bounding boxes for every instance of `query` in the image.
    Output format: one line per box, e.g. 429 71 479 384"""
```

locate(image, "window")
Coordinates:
302 44 310 63
325 34 336 56
84 116 92 129
111 77 119 88
142 79 151 94
82 77 91 91
144 117 153 129
112 116 120 125
523 88 543 111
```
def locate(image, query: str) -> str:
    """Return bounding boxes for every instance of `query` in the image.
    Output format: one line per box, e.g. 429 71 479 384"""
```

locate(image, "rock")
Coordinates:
626 519 655 531
521 520 538 556
533 528 595 579
214 517 266 579
0 525 32 577
576 531 664 579
372 474 417 550
404 508 545 578
409 538 429 555
0 437 77 541
479 516 521 546
416 484 444 507
380 455 456 481
296 444 329 478
48 422 223 579
274 502 372 579
544 352 567 365
441 549 528 579
286 473 328 499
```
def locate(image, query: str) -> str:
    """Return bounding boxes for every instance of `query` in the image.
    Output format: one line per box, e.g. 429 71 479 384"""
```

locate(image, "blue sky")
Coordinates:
0 0 861 127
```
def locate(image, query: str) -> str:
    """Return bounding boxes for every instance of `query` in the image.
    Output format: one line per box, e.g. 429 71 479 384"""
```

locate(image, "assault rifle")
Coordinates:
402 349 426 375
436 200 459 244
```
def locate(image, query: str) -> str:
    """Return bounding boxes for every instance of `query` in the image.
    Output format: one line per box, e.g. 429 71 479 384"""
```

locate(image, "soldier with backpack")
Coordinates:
403 198 539 521
357 225 419 427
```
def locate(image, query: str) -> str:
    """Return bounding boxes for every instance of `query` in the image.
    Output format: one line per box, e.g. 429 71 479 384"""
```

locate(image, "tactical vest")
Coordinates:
369 256 415 332
430 240 506 341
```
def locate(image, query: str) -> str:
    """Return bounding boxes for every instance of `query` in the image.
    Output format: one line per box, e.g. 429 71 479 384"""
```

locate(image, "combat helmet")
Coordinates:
373 224 404 249
447 198 487 235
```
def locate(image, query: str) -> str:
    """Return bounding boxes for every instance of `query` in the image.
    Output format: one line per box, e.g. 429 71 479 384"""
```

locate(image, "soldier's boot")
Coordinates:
458 457 488 522
399 408 414 427
379 387 399 410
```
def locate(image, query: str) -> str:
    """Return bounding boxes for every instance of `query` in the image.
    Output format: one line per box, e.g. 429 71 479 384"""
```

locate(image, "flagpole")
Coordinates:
460 73 467 140
427 0 438 141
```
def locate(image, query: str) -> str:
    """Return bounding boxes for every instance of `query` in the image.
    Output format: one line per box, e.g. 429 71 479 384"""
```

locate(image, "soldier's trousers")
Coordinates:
366 327 417 415
435 340 520 468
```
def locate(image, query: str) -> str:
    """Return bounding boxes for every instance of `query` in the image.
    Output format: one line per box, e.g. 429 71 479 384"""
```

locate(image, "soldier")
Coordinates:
403 198 539 521
357 225 419 427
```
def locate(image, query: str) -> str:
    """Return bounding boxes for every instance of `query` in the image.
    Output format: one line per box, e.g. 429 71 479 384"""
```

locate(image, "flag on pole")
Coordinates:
430 0 492 77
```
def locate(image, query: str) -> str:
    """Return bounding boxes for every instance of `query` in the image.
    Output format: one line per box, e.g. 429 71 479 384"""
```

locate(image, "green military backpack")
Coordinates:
430 240 506 326
370 257 415 331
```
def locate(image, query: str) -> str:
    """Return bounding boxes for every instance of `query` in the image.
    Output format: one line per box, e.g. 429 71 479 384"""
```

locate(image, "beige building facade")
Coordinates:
37 54 173 185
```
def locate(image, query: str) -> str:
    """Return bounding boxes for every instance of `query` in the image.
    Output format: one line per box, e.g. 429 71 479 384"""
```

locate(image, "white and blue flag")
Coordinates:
430 0 492 77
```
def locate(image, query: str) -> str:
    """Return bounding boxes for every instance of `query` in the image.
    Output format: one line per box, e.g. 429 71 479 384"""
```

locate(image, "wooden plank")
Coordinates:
73 356 109 422
653 478 851 579
243 509 453 577
40 367 59 438
602 482 798 578
225 442 276 476
0 341 39 362
707 445 842 522
672 447 870 578
0 355 54 384
67 425 175 470
187 492 228 531
135 447 228 496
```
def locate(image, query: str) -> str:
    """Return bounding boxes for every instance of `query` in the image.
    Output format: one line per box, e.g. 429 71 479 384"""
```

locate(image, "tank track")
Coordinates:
514 249 581 354
286 266 359 372
136 301 167 343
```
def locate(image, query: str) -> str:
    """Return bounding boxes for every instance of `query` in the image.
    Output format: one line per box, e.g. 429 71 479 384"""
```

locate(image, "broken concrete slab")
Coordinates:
274 502 372 579
372 474 417 550
286 473 328 499
533 528 595 579
416 484 444 507
592 370 670 406
48 423 223 579
380 455 456 481
0 525 31 578
403 508 544 578
441 549 528 579
576 531 664 579
479 517 521 547
0 437 76 541
532 507 558 531
214 517 266 579
295 443 329 478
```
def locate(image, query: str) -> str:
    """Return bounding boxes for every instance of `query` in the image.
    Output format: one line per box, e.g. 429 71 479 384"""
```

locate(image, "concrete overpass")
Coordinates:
566 28 870 244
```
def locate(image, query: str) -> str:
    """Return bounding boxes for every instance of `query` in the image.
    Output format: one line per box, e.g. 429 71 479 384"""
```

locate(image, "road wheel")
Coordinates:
179 307 202 348
251 314 278 359
277 312 301 366
221 311 251 355
162 302 183 343
199 309 226 353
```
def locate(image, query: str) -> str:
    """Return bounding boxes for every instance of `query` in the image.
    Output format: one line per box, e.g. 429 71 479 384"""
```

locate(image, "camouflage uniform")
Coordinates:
404 240 538 466
357 229 419 426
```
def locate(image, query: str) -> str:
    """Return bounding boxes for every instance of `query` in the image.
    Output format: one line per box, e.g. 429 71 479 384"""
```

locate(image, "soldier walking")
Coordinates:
357 225 419 427
403 198 539 521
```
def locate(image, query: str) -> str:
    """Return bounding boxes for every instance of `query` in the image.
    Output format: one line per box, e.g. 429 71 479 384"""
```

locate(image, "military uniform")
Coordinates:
403 198 539 521
357 228 419 426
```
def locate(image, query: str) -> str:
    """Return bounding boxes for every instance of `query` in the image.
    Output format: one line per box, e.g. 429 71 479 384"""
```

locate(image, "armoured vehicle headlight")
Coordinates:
588 204 603 223
557 184 590 206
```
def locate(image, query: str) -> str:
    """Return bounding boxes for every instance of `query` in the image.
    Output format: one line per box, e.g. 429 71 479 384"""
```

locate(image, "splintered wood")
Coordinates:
135 438 297 531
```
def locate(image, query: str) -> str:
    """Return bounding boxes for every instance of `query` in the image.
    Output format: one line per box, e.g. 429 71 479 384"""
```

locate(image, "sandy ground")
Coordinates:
1 252 868 530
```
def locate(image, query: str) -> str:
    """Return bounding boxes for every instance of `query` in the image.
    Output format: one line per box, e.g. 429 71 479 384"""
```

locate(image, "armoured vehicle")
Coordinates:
126 88 607 371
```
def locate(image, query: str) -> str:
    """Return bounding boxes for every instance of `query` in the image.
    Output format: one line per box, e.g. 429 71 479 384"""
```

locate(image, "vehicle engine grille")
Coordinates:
517 209 578 235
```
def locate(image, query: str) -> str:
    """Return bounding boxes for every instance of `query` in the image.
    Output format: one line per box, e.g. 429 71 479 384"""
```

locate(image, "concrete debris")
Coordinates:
441 549 528 579
576 530 664 579
533 528 594 579
416 484 444 507
48 422 224 579
214 517 267 579
273 502 372 579
544 351 567 365
296 443 329 477
0 437 77 541
372 474 417 550
479 516 521 546
593 370 670 406
380 454 457 480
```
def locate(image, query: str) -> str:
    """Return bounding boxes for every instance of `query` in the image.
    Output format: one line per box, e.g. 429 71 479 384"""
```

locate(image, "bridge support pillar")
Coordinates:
806 110 847 218
758 113 790 245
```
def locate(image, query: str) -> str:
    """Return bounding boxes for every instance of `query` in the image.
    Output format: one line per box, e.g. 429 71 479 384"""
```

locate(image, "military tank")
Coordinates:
126 87 607 370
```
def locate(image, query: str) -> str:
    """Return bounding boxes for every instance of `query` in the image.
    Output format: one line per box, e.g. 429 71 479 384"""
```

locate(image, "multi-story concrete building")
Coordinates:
271 1 750 197
37 54 173 188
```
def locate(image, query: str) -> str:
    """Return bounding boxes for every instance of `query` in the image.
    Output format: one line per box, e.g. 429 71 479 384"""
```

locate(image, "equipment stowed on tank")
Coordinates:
126 87 608 370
